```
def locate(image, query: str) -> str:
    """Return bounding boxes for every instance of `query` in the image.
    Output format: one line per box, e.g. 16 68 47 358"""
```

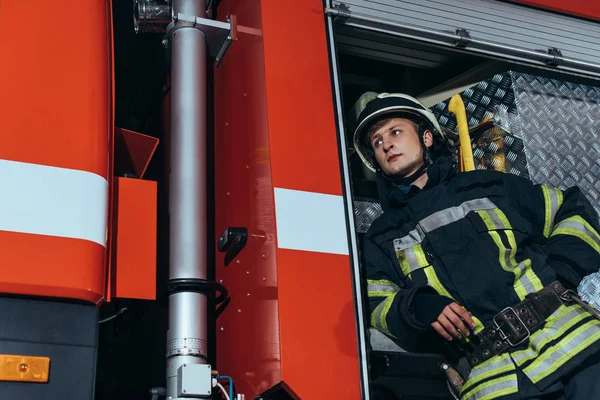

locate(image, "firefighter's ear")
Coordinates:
423 129 433 148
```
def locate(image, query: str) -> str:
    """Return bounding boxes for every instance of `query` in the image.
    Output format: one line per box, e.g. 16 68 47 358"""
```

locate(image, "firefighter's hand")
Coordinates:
431 302 476 341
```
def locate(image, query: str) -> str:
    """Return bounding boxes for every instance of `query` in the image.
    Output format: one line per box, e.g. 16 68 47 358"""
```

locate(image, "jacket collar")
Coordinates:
376 156 457 211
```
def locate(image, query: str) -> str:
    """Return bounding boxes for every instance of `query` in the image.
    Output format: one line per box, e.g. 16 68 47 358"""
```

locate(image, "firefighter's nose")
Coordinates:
384 142 393 152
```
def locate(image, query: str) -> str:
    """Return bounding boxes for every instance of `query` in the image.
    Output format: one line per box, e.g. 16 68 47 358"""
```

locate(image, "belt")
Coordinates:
460 281 571 368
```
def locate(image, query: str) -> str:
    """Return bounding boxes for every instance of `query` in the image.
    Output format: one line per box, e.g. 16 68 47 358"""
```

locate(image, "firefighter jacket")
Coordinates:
363 156 600 400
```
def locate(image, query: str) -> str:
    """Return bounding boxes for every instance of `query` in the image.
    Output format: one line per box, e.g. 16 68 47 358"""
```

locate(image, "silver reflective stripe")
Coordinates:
367 282 399 294
524 319 600 383
462 374 518 400
461 354 514 394
420 198 497 232
393 198 497 251
552 218 600 250
393 226 425 251
404 246 421 274
511 305 585 365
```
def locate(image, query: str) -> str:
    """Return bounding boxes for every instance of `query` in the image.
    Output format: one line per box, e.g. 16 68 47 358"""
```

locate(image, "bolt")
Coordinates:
243 93 248 98
219 279 223 283
18 363 28 373
162 39 168 47
220 326 224 331
226 191 231 196
225 122 229 126
246 271 250 275
262 277 266 281
237 309 242 313
262 254 266 258
246 293 250 296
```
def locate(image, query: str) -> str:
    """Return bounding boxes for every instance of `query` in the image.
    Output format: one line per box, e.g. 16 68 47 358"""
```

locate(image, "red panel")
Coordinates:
0 231 105 304
111 178 157 300
0 1 111 177
278 250 361 399
261 0 343 195
508 0 600 21
0 1 111 303
214 0 282 397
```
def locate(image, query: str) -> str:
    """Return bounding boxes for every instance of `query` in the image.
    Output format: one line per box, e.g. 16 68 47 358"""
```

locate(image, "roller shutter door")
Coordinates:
326 0 600 78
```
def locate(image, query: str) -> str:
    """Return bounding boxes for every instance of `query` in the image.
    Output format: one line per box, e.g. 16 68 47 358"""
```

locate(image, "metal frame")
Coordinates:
325 1 371 399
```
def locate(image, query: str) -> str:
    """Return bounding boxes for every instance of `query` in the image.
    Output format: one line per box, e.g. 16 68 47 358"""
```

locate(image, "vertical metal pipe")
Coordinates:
167 0 208 398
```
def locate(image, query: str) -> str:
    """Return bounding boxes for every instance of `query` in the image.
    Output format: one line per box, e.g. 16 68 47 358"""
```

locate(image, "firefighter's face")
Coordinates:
369 118 433 177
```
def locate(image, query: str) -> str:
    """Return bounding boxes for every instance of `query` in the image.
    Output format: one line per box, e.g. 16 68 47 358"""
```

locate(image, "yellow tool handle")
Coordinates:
448 94 475 172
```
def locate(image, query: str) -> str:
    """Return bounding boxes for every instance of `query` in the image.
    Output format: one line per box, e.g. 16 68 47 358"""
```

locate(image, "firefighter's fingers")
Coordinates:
432 321 453 341
448 302 476 329
438 314 463 340
443 308 470 338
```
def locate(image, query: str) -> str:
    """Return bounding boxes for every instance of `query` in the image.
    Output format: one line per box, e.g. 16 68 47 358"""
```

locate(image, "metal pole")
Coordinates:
167 0 208 398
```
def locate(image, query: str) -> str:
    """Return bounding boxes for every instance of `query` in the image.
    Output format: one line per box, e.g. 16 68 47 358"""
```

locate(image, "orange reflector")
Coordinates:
0 355 50 383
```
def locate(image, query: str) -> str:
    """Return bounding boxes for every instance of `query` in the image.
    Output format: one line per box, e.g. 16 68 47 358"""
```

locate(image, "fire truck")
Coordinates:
1 0 600 399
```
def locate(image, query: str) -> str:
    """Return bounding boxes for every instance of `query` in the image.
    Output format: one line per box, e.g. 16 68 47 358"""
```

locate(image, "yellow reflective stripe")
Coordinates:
461 354 514 393
524 319 600 383
541 185 563 238
396 244 430 280
503 233 544 294
551 215 600 254
477 210 541 300
511 305 587 366
423 264 485 333
462 374 518 400
367 279 399 287
371 292 398 338
396 249 412 279
493 208 543 293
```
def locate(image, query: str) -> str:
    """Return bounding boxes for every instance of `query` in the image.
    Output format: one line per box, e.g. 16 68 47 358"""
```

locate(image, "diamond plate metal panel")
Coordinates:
509 72 600 217
354 200 383 233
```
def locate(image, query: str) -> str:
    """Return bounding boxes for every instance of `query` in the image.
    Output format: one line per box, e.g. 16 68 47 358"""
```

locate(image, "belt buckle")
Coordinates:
493 306 531 347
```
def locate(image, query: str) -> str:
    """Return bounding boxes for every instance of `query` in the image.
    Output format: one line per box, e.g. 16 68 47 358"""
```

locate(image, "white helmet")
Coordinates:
353 93 444 172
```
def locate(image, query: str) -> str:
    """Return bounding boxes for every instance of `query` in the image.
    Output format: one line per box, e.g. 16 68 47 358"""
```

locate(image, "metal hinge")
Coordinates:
326 2 351 23
454 28 472 48
546 47 564 67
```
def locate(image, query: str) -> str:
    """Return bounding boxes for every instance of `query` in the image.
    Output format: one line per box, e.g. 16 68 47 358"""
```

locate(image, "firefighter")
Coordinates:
354 92 600 399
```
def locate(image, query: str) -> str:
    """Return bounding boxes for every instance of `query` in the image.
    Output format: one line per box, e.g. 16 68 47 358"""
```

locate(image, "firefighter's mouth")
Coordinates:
387 153 402 162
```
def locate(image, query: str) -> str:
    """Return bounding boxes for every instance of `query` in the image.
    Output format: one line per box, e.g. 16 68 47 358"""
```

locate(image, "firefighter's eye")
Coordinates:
372 138 383 148
392 129 402 135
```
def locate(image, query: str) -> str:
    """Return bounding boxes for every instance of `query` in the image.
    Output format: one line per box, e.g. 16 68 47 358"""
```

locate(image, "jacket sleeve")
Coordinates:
362 235 451 351
505 174 600 288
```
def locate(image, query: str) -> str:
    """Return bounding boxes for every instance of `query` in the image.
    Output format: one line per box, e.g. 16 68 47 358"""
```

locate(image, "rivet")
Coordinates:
220 326 224 331
262 254 266 258
225 122 229 126
243 93 248 98
236 260 240 264
219 279 223 283
246 293 251 296
237 309 242 313
226 192 231 196
262 277 266 281
246 270 250 275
